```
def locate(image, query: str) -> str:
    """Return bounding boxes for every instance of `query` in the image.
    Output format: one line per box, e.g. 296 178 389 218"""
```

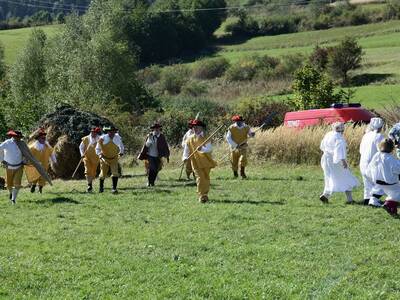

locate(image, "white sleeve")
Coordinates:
248 128 255 137
145 136 154 148
79 141 86 156
226 130 237 149
333 139 346 164
182 142 190 161
50 153 57 164
199 142 212 153
0 141 6 161
181 132 189 148
95 141 102 156
117 136 124 154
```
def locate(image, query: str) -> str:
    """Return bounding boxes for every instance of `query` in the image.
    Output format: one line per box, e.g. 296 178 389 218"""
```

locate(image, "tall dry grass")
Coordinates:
250 125 367 166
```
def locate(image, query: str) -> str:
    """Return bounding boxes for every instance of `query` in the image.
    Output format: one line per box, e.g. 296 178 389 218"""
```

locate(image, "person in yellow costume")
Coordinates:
226 115 255 179
79 127 102 192
25 129 57 193
95 126 124 194
183 119 217 203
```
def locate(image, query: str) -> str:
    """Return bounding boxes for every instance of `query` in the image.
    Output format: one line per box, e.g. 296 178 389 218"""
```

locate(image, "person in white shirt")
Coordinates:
359 117 385 206
320 122 359 204
95 126 124 194
367 139 400 215
79 127 101 192
0 130 25 204
138 123 170 187
181 121 195 180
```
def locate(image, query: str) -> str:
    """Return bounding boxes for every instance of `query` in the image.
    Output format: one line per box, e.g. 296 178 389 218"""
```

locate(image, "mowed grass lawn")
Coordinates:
1 163 400 298
0 25 61 65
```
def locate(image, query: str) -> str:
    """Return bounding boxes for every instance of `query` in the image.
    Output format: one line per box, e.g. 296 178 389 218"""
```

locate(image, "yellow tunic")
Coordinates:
187 135 217 198
229 124 250 145
81 136 100 178
98 138 120 178
229 125 251 170
25 143 53 186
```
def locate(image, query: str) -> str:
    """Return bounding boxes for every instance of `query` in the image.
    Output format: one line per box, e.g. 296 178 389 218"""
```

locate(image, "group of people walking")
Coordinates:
4 114 400 215
0 115 255 204
320 117 400 215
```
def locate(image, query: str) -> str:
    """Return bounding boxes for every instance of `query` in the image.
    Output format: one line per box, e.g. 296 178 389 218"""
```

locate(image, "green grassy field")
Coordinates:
0 25 61 65
1 164 400 298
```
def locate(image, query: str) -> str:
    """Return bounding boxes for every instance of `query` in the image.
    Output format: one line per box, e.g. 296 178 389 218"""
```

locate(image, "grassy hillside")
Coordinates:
1 164 400 298
0 25 61 65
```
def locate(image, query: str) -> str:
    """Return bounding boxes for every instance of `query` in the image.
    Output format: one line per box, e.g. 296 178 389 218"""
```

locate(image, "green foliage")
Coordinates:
259 15 301 36
292 65 340 110
181 81 208 97
385 0 400 20
309 45 329 71
327 36 363 85
233 96 292 128
225 10 259 37
0 42 5 80
137 65 162 85
7 29 48 130
159 65 190 95
192 57 230 80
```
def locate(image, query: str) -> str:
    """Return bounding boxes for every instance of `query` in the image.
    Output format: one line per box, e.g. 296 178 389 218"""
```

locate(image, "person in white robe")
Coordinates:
320 122 359 203
367 139 400 215
359 117 385 206
388 122 400 159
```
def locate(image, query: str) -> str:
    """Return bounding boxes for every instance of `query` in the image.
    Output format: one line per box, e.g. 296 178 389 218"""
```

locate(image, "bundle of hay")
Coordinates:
31 105 115 179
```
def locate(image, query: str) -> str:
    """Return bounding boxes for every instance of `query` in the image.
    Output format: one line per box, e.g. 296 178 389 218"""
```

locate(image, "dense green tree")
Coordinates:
328 36 363 85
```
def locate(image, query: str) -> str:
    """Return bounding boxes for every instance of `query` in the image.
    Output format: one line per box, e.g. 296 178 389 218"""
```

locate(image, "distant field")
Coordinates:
0 25 61 65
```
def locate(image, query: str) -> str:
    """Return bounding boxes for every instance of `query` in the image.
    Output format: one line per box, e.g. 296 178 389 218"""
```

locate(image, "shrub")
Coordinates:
309 45 329 70
384 1 400 20
233 96 293 128
259 15 300 36
225 58 258 81
181 81 208 97
159 65 190 95
275 54 305 78
292 65 340 110
225 10 259 37
192 57 230 80
137 65 162 85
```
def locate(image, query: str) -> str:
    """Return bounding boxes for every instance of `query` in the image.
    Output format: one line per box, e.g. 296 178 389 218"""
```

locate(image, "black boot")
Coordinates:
38 186 43 194
240 167 247 179
233 170 238 178
363 199 369 206
99 179 104 193
87 183 93 193
111 177 118 194
30 185 36 193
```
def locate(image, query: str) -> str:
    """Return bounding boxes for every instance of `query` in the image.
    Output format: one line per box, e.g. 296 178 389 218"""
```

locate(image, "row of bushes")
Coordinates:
138 54 304 95
0 11 66 30
224 2 400 39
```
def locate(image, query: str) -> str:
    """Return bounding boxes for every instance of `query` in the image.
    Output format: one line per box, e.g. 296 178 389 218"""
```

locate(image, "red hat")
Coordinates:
232 115 243 122
7 130 23 138
91 127 102 134
191 119 206 128
188 119 194 129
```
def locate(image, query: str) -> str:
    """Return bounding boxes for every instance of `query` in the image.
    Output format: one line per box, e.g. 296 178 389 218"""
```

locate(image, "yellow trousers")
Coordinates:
231 148 248 171
99 158 119 179
6 167 23 190
185 159 193 176
193 168 211 197
84 158 99 180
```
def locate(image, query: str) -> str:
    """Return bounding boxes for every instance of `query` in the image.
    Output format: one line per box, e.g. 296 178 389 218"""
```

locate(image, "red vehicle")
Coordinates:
284 103 374 129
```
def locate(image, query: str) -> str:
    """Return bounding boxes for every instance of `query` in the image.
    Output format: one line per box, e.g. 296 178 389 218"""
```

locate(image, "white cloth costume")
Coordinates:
226 122 254 149
367 152 400 202
181 129 194 160
359 118 385 200
79 134 100 156
320 130 359 196
0 138 23 169
95 133 124 156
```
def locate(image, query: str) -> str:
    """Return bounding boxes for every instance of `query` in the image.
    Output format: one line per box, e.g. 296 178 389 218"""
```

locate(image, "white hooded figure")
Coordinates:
359 117 385 206
320 122 359 203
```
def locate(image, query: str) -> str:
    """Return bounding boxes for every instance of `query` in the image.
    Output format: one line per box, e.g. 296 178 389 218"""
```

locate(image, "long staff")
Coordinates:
179 123 226 168
219 112 277 163
72 144 95 178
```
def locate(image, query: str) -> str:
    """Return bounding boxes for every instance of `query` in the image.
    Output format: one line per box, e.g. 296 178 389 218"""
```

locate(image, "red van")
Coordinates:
284 103 374 129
